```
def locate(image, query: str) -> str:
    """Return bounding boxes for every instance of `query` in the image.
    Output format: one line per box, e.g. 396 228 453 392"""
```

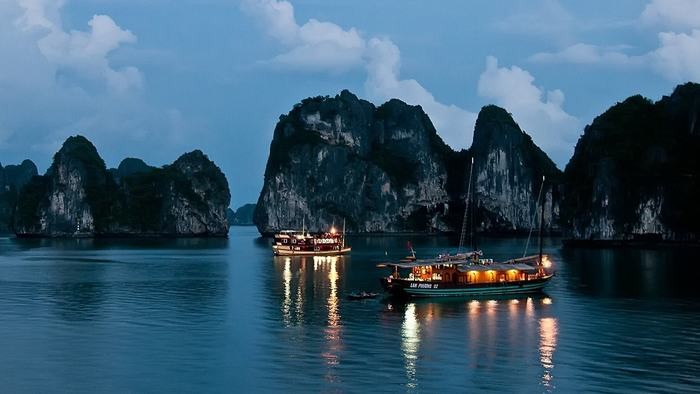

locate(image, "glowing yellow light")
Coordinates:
542 256 552 269
510 299 519 304
542 297 552 305
330 227 337 234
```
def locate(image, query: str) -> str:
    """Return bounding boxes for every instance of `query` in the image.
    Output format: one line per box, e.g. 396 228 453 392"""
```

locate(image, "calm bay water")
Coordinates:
1 227 700 393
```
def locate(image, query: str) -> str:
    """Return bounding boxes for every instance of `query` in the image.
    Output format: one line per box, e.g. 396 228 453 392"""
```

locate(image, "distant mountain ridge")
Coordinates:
109 158 156 184
228 204 256 226
13 135 230 237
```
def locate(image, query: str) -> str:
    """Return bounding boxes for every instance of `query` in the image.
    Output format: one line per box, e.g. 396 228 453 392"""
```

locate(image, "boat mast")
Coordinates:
342 218 346 249
302 216 305 235
458 157 474 253
523 175 545 257
538 176 545 265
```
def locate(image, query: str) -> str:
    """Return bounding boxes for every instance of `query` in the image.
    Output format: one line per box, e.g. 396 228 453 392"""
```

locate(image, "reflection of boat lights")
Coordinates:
539 317 558 391
323 257 341 380
509 298 519 319
468 300 480 315
296 259 305 322
542 297 552 305
327 258 339 327
401 303 420 389
282 257 292 326
542 256 552 269
486 299 497 316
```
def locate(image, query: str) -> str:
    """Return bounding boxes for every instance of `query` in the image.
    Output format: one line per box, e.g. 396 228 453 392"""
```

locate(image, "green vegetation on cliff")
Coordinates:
14 136 230 237
561 83 700 238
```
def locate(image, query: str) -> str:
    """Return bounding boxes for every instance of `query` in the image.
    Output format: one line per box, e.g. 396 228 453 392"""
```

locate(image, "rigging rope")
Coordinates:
458 157 474 253
523 176 545 257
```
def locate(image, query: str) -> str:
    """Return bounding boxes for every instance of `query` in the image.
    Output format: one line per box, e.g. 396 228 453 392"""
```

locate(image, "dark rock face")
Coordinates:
255 90 455 234
254 90 560 235
14 136 230 237
472 106 561 232
229 203 256 225
561 83 700 240
0 159 38 232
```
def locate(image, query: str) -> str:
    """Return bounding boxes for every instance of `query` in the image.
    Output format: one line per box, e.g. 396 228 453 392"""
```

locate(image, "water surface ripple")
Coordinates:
1 228 699 392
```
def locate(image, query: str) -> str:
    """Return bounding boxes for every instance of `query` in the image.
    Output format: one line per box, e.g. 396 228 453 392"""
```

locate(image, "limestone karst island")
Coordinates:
2 1 700 392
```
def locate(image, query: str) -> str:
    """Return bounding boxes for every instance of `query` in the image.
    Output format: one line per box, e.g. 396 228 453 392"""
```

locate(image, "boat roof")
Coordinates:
456 263 539 273
274 230 343 238
379 254 544 272
378 251 479 268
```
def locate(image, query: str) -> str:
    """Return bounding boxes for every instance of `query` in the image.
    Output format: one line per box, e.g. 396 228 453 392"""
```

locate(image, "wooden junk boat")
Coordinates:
380 159 554 298
272 222 351 256
379 252 553 298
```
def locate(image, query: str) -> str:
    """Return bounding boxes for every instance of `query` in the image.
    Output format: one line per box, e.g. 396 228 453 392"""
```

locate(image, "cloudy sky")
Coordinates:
1 0 699 206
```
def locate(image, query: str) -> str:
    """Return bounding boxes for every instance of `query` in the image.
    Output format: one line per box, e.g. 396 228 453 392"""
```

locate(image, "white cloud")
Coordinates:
529 43 643 66
241 0 298 45
478 56 580 164
17 1 142 93
650 29 700 81
243 1 584 161
364 38 477 150
528 0 700 84
0 1 187 163
242 0 476 150
493 0 575 43
641 0 700 30
241 0 365 73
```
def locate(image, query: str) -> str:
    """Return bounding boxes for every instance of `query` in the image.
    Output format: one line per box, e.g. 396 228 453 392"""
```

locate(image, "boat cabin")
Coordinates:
386 255 545 286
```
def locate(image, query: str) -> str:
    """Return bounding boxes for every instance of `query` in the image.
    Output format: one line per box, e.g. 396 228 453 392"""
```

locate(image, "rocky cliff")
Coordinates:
254 90 560 235
561 83 700 241
14 136 230 237
0 159 38 232
472 106 561 232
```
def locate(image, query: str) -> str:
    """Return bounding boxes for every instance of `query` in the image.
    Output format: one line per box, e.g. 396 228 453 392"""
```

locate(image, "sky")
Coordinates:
1 0 699 207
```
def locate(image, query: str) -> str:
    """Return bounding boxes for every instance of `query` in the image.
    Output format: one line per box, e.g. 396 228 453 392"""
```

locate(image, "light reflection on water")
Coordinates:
540 317 558 392
323 256 341 383
401 303 420 390
1 229 700 392
282 257 291 327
